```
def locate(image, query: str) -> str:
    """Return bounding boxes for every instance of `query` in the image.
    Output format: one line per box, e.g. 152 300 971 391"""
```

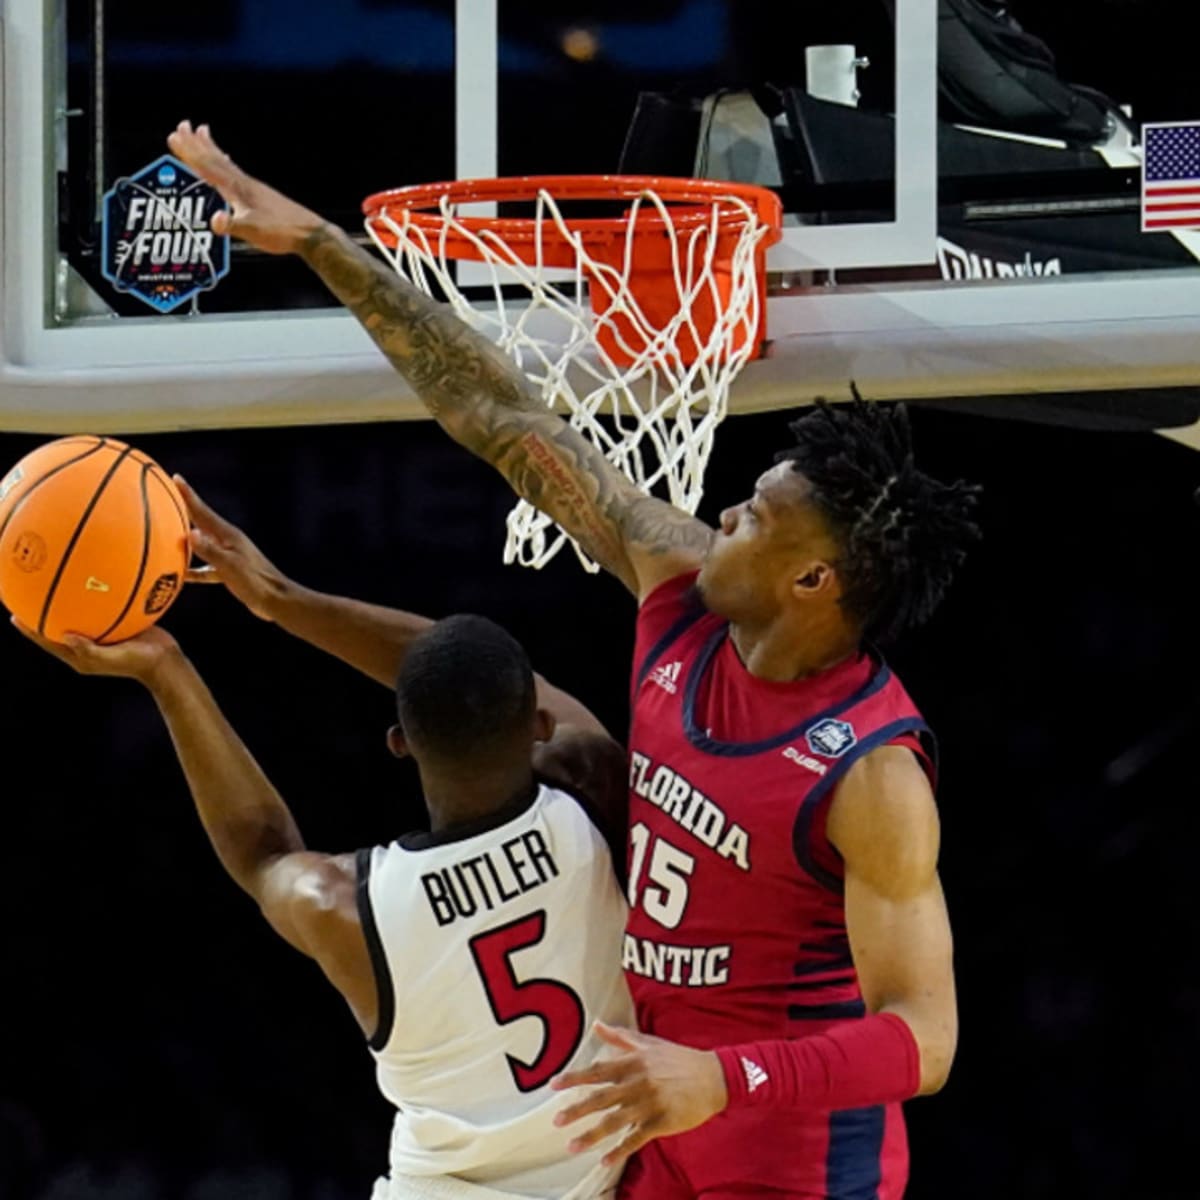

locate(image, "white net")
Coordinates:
366 184 775 571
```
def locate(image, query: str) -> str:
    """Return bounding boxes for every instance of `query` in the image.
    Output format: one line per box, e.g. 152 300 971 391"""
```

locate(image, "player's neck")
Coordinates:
729 611 860 682
420 763 539 833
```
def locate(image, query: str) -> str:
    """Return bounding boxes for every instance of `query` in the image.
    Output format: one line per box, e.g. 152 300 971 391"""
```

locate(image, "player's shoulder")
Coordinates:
841 742 934 800
264 851 359 921
253 851 363 967
633 569 713 669
636 568 704 618
828 745 939 891
535 727 628 858
535 726 625 799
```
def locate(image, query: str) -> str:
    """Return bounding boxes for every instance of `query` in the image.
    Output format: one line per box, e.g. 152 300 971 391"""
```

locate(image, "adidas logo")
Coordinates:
649 661 682 695
741 1056 769 1093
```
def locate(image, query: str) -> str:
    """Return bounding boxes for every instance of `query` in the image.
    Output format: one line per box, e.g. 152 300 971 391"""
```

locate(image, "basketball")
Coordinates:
0 436 190 643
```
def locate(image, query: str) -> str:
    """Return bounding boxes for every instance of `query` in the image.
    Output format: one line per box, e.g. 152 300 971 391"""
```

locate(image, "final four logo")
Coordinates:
805 718 857 759
100 155 230 313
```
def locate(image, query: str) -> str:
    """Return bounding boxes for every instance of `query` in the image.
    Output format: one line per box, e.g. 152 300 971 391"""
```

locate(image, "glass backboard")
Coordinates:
1 0 1199 446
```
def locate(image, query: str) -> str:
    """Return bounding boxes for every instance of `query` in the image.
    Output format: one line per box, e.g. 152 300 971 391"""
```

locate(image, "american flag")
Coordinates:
1142 122 1200 231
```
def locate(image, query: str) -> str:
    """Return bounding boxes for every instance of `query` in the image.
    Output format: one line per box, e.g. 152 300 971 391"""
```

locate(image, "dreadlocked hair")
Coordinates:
777 387 981 644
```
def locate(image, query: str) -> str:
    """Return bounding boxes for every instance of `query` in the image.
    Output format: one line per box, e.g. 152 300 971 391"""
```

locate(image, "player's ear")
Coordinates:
533 707 556 744
386 723 410 759
791 559 835 601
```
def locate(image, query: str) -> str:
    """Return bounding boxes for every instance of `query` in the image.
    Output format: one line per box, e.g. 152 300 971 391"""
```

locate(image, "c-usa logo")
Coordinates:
805 718 857 759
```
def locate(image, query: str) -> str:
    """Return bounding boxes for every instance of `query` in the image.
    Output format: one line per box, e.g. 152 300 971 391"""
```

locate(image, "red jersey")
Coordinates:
622 573 934 1200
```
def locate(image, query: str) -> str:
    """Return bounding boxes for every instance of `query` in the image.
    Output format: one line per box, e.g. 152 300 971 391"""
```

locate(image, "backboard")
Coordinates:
2 0 1200 445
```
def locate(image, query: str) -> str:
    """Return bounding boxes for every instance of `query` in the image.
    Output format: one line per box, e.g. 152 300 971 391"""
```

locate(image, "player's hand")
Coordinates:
165 120 325 255
174 476 288 622
551 1022 728 1166
10 617 181 684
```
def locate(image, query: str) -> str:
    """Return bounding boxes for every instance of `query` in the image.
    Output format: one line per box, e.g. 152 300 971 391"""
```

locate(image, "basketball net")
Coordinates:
366 182 777 571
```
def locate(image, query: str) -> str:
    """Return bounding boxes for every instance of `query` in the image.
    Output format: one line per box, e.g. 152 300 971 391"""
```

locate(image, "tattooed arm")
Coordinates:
298 224 711 595
166 121 712 599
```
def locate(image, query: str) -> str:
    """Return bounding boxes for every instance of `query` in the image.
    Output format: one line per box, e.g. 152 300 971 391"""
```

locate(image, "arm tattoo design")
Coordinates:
300 224 540 421
300 225 713 588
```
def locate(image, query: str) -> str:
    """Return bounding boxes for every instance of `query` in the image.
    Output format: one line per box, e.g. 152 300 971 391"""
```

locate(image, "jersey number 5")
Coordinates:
469 911 586 1093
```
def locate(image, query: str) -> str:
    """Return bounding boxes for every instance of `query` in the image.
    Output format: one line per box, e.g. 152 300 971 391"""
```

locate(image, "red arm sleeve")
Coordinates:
715 1012 921 1112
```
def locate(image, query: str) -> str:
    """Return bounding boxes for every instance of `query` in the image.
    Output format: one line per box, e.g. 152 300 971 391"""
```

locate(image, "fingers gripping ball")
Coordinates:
0 436 190 643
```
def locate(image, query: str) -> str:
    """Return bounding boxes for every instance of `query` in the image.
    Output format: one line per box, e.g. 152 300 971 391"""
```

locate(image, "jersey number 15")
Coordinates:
627 822 695 929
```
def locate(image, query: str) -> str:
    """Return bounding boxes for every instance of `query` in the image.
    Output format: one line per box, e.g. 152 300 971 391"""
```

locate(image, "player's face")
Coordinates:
697 464 840 622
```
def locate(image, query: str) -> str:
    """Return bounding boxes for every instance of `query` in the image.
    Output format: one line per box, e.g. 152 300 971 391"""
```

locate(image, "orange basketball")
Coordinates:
0 436 190 643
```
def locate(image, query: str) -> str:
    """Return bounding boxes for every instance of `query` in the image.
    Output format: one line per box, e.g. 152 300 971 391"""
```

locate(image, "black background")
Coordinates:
7 1 1200 1197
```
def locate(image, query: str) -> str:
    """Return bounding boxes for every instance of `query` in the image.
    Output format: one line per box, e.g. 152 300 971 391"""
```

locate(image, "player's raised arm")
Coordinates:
179 479 628 852
8 618 380 1036
166 121 712 599
174 476 611 735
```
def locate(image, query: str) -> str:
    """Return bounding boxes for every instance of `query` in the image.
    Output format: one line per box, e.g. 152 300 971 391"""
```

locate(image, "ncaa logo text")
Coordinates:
806 718 857 759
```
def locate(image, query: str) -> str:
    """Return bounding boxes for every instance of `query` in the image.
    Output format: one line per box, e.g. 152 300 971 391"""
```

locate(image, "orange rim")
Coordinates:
362 174 783 253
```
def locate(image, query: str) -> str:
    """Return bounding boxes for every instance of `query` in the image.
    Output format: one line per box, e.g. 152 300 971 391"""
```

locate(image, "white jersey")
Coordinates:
357 784 634 1200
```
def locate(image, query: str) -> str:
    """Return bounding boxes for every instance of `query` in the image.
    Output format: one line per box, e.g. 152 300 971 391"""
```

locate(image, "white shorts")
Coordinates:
373 1172 617 1200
